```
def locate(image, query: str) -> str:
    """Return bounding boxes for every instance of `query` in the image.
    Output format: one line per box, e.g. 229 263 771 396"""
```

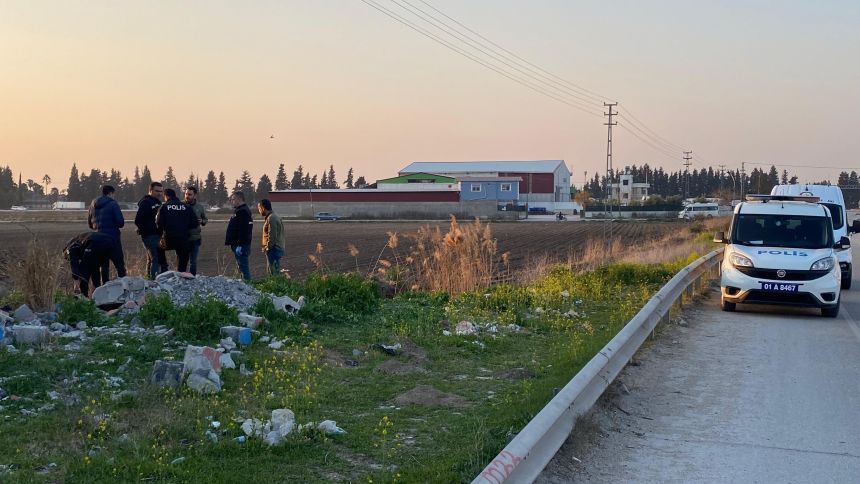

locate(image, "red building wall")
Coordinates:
498 173 555 194
269 191 460 203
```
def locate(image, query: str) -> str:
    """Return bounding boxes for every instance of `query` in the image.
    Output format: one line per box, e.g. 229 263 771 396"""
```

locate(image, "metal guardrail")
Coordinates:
473 249 723 484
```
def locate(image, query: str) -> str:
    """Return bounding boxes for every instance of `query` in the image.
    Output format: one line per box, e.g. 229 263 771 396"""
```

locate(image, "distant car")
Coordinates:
10 206 27 211
314 212 339 221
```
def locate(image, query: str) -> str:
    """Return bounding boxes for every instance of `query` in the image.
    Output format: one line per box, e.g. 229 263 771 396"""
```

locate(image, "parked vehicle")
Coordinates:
770 184 856 288
314 212 339 221
714 195 845 317
10 206 27 211
52 201 86 210
678 202 720 219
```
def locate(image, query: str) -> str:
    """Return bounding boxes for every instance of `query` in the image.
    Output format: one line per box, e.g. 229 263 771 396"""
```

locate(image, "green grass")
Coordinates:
0 261 683 483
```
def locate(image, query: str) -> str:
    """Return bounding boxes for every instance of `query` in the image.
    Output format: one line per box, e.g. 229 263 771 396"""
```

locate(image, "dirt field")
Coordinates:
0 219 677 281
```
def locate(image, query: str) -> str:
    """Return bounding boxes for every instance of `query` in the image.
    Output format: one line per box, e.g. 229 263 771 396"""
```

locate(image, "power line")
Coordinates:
358 0 604 117
387 0 606 113
361 0 700 167
401 0 610 107
416 0 613 105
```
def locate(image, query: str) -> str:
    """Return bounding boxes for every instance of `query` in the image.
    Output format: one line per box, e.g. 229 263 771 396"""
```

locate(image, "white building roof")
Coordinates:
400 160 567 174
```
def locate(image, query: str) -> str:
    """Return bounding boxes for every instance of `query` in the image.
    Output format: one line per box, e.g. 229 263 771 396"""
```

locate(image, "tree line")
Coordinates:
580 164 813 202
3 162 860 209
0 163 370 209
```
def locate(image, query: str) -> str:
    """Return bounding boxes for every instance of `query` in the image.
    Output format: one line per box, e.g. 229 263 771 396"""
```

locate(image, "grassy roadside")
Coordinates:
0 218 725 483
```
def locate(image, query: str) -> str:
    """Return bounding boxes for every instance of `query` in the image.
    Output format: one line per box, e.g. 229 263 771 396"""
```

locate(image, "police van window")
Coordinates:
732 214 832 249
821 203 844 230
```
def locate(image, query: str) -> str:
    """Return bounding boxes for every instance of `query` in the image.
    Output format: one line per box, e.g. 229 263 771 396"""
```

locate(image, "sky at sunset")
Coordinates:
2 0 859 192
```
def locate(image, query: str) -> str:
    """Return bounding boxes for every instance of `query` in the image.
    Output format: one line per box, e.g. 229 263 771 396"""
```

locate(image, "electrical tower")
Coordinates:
683 151 693 200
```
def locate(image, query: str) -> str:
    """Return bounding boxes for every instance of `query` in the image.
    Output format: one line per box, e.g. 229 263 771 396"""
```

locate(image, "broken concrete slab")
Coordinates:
182 345 221 374
150 360 183 389
11 325 49 347
271 294 305 314
186 369 221 394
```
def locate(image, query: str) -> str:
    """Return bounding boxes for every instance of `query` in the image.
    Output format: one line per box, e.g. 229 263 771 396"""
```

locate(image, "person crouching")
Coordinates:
65 232 118 296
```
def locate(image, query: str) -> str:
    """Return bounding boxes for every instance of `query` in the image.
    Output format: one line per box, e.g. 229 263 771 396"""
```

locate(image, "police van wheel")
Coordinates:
720 297 736 312
822 300 840 318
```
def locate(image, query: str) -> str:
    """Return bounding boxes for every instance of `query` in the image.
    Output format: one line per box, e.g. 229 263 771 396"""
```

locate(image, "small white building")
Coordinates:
609 168 650 205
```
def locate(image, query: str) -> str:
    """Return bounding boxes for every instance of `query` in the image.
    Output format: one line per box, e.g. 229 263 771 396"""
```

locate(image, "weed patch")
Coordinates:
138 293 237 342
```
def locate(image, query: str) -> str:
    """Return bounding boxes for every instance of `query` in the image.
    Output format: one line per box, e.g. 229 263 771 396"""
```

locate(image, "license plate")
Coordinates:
760 282 799 292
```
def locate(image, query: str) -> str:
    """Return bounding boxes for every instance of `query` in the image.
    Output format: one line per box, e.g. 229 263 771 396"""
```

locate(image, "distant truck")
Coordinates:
53 201 86 210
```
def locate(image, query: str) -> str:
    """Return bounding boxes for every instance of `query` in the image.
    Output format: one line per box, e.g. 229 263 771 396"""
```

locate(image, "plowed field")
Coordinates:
0 220 677 281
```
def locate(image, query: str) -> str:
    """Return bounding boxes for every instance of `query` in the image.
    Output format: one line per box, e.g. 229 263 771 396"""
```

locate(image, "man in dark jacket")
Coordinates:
134 182 168 278
87 185 126 282
225 191 253 280
65 231 121 296
156 188 199 273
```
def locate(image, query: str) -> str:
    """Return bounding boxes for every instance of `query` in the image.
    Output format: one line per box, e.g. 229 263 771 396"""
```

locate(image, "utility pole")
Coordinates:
683 151 693 200
603 102 618 254
604 103 618 205
740 162 746 199
718 164 726 200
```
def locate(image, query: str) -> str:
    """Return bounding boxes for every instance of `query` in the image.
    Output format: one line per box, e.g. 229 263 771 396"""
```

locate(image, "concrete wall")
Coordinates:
272 200 518 220
583 210 677 219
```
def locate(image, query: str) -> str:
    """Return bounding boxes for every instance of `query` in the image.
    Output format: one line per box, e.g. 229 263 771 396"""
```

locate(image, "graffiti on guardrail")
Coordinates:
478 450 523 484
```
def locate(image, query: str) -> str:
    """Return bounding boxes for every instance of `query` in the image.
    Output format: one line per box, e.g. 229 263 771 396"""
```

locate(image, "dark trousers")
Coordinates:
189 239 202 275
265 246 284 276
231 244 251 280
142 235 169 278
166 236 191 273
99 237 127 282
77 254 107 296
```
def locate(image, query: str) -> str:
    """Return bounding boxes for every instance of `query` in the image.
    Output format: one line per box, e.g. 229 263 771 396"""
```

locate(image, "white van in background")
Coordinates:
678 202 720 219
770 184 856 288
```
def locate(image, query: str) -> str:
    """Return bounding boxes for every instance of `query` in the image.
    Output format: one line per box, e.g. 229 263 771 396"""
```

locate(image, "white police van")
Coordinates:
771 184 857 288
714 195 847 317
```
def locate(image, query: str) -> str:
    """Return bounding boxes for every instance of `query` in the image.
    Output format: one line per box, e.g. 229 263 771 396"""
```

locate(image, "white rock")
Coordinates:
238 313 263 330
264 430 283 446
317 420 346 435
455 321 478 335
271 408 295 437
219 353 236 370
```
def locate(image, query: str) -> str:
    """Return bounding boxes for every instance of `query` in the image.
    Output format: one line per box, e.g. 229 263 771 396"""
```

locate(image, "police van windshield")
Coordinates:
821 203 844 230
732 214 833 249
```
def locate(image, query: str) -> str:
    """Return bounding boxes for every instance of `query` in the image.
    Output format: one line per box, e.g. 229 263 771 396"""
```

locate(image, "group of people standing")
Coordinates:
65 182 286 296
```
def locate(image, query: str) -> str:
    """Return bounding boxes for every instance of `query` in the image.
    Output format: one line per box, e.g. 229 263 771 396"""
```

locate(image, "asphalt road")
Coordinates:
539 245 860 483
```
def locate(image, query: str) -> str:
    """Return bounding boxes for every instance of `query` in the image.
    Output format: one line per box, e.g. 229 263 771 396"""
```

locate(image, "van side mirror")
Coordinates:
713 231 727 244
851 219 860 234
838 236 851 249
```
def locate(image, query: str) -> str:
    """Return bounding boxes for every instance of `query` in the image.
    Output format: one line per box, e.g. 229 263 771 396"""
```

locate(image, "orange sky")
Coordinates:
2 0 859 192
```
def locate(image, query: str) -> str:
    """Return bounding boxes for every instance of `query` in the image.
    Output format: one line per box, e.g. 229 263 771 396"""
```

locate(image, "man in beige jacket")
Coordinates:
258 198 285 276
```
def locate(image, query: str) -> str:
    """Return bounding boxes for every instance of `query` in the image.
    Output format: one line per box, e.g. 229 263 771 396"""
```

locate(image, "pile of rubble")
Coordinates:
91 272 304 314
0 304 87 349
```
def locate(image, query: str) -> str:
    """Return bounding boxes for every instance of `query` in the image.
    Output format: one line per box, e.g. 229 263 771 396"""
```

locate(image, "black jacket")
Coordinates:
88 196 124 240
225 204 253 246
65 232 115 279
134 195 162 236
156 197 199 244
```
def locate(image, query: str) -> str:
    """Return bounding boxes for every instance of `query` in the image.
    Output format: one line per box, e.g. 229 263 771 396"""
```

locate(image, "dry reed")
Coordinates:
403 216 506 295
11 238 66 310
